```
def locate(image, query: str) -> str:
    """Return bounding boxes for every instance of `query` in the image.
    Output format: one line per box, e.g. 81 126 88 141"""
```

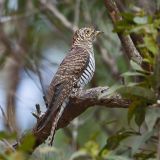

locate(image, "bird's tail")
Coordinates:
47 98 69 146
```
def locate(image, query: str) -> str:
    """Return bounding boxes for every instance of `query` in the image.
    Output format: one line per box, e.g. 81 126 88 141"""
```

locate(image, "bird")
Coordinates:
38 27 102 146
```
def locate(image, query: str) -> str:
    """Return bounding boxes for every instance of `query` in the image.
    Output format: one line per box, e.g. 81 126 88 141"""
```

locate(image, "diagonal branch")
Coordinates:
30 86 130 149
40 0 78 32
74 0 81 27
104 0 143 64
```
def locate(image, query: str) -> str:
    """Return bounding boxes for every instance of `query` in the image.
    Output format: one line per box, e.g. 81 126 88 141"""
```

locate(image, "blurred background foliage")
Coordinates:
0 0 160 159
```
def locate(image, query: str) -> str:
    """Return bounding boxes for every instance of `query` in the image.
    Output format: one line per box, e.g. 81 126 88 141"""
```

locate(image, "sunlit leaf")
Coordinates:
144 36 159 54
133 16 148 24
130 60 145 72
121 71 146 77
70 150 92 160
127 82 140 87
83 141 99 158
9 152 25 160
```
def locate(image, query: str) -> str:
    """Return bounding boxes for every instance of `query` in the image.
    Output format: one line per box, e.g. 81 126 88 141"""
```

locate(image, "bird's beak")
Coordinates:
95 30 103 36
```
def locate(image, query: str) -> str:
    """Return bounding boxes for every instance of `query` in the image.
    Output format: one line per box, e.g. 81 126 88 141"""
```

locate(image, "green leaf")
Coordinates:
121 12 134 22
128 100 146 127
83 141 99 158
70 150 92 160
106 154 133 160
134 151 156 159
121 71 146 77
0 150 8 160
17 0 27 12
135 105 146 127
104 130 134 150
0 131 17 139
18 133 35 152
145 108 160 131
131 131 154 154
128 101 140 124
153 54 160 92
133 16 148 24
130 60 145 72
113 20 131 33
127 82 140 87
118 86 156 102
0 54 8 68
32 0 40 7
144 36 159 54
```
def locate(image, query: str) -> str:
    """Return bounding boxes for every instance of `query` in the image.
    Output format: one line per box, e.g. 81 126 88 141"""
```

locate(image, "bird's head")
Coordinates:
72 27 102 46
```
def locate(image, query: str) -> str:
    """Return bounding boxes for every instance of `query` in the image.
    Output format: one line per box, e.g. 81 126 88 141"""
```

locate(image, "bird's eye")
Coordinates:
86 30 90 34
85 30 90 36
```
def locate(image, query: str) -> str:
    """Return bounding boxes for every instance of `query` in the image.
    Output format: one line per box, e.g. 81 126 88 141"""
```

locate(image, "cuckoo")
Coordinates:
38 27 102 145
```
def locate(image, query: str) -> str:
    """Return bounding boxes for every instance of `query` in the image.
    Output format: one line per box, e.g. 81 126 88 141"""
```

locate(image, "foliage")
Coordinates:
100 8 160 160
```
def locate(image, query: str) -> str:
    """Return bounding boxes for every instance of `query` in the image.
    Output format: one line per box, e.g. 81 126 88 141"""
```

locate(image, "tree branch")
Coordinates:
74 0 81 27
104 0 143 64
28 87 130 150
40 0 78 32
0 24 27 133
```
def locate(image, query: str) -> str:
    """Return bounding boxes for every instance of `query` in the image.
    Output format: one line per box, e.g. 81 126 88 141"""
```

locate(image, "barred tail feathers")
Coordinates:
48 98 69 146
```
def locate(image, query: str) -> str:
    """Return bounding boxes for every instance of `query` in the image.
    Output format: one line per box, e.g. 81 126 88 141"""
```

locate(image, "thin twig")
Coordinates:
0 106 11 131
40 0 78 32
0 10 39 23
2 139 16 152
74 0 81 27
82 0 92 23
34 60 46 97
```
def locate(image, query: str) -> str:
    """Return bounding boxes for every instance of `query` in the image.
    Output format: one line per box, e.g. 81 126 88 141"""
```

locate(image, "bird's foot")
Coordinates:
32 104 45 121
70 88 84 98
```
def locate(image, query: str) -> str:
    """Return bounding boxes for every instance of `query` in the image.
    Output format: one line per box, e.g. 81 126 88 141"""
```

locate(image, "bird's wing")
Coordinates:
37 47 90 131
47 46 90 111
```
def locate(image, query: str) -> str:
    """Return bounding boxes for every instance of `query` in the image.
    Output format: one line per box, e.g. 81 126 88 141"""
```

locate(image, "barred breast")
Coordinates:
77 52 95 88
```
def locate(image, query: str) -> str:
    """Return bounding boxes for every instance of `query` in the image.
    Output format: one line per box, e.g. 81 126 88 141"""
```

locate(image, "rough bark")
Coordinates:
104 0 143 65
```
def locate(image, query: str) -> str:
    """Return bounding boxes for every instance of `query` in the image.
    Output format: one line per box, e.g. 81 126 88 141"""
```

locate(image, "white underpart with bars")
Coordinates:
77 52 95 88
